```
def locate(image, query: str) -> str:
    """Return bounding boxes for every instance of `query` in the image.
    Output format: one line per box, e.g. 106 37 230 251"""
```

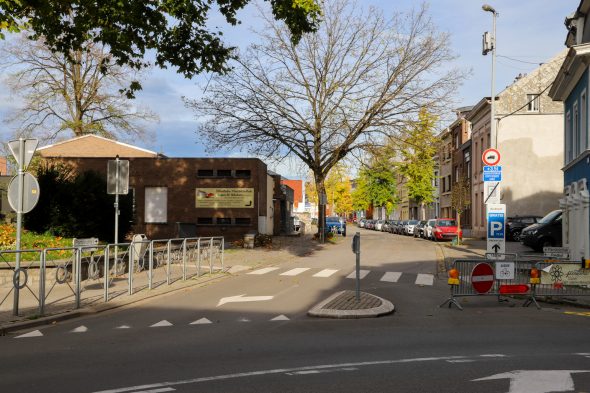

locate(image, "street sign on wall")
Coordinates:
487 203 506 260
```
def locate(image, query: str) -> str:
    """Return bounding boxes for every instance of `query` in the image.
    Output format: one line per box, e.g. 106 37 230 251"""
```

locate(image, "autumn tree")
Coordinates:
398 109 439 220
352 154 398 215
0 0 320 95
451 176 471 243
187 0 462 233
1 36 158 142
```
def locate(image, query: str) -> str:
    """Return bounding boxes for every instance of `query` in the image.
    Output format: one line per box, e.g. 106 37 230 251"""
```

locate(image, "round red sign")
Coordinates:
471 263 494 294
482 148 501 166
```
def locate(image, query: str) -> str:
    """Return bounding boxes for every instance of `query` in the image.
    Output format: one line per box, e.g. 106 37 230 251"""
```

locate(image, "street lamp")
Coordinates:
482 4 498 149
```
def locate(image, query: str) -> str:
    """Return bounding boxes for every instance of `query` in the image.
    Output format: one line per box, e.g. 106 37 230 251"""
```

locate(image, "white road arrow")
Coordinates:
473 370 590 393
217 294 274 307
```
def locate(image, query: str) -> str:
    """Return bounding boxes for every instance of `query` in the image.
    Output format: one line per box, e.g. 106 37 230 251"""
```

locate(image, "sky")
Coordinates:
0 0 581 178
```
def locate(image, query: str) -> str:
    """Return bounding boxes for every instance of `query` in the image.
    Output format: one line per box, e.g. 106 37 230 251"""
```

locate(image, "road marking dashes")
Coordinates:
415 274 434 286
150 320 173 327
248 267 280 275
238 318 251 323
380 272 402 282
270 315 290 321
346 270 370 279
71 325 88 333
115 325 131 329
313 269 338 278
280 268 311 276
15 329 43 338
132 388 176 393
190 318 212 325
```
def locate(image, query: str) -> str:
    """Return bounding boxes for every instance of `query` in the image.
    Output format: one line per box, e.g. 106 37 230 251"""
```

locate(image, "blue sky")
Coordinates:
0 0 580 177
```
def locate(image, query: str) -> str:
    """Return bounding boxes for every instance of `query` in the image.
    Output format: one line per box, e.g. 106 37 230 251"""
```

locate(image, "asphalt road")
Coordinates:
2 229 590 393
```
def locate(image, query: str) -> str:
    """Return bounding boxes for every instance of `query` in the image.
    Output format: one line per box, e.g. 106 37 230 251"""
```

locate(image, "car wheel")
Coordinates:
512 230 522 242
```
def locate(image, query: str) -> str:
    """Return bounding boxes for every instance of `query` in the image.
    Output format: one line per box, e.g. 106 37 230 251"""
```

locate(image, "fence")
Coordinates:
441 255 590 310
0 236 224 320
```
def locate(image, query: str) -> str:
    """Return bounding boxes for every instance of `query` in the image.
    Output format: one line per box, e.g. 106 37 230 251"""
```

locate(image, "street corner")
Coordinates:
307 290 395 319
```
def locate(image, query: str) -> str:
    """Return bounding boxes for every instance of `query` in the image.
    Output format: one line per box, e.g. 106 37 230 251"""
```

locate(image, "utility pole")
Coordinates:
482 4 498 149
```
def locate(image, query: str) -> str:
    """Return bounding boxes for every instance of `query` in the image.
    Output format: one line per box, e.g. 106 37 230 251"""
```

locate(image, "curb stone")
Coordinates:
308 290 394 319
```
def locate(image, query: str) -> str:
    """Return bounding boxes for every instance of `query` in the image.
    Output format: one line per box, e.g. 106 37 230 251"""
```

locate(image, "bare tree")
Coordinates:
1 35 158 142
186 0 463 230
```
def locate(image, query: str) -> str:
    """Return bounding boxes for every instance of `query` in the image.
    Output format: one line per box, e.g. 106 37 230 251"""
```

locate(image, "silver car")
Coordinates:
424 219 436 239
405 220 420 235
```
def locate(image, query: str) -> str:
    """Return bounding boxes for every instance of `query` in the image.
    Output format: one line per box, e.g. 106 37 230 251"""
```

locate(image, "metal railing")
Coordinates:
0 236 224 319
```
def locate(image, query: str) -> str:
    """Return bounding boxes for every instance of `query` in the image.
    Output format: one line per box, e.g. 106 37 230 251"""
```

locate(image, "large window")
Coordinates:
582 90 588 152
526 94 540 112
566 110 572 163
574 101 580 157
145 187 167 223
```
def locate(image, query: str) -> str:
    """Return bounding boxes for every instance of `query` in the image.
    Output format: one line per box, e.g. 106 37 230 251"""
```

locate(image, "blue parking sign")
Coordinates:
487 212 505 239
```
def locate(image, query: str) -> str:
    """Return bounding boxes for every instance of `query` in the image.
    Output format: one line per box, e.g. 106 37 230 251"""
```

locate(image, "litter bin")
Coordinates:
243 232 256 249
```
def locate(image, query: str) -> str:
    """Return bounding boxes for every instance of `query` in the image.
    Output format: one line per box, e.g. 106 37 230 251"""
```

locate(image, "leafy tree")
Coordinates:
0 0 320 95
1 36 158 142
398 109 439 220
451 176 471 243
352 156 398 215
188 0 462 232
333 180 353 217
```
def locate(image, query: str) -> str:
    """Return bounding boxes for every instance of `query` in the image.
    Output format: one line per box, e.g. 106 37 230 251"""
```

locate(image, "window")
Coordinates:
235 218 251 225
197 169 214 177
217 169 232 177
574 101 580 156
582 90 588 152
566 110 572 163
456 132 460 149
455 166 459 183
235 170 251 178
434 171 439 187
217 217 232 225
526 94 540 112
197 217 213 225
442 177 446 193
447 175 451 191
144 187 167 223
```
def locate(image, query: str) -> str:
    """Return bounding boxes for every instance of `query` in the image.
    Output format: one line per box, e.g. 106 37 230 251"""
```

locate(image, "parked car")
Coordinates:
432 218 458 241
375 220 385 231
292 215 301 232
326 216 347 236
424 219 436 239
397 220 408 235
382 220 391 232
405 220 420 236
358 218 366 228
365 219 375 230
520 210 562 252
506 215 541 241
414 220 427 238
389 220 399 233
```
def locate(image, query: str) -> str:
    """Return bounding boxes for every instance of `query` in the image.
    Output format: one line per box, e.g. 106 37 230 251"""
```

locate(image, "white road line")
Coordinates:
480 354 506 358
313 269 338 278
71 325 88 333
150 320 173 327
270 315 290 321
115 325 131 329
132 388 175 393
248 267 280 275
446 359 474 363
415 274 434 286
91 356 469 393
238 318 251 323
280 268 310 276
380 272 402 282
346 270 370 279
15 330 43 338
190 318 212 325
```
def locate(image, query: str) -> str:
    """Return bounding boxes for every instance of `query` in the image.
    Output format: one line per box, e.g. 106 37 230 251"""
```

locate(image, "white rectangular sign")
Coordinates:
487 204 506 260
495 261 515 280
484 181 501 204
543 247 570 259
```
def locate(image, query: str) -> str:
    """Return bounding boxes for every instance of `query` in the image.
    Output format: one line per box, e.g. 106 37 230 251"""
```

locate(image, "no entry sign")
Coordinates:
482 148 501 166
471 263 494 294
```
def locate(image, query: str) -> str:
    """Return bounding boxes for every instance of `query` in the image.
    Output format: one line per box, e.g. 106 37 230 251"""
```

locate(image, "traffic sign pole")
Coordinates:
13 138 25 316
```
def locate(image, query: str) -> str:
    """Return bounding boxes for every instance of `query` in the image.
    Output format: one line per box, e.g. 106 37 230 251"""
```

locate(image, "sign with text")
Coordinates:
195 188 254 208
543 247 570 259
483 166 502 182
487 204 506 260
541 264 590 286
495 261 515 280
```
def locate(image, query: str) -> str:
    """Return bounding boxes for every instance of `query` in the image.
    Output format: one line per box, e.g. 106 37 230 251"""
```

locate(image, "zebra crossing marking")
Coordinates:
280 268 311 276
313 269 338 278
415 274 434 286
150 320 173 327
15 329 43 338
380 272 402 282
248 267 280 275
346 270 370 279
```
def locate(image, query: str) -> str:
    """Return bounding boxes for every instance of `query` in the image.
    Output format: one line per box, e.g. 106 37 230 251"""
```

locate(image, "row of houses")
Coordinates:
373 50 566 239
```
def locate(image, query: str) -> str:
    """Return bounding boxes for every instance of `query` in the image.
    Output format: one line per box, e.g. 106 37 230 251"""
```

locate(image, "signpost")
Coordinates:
471 262 494 294
8 138 39 316
484 181 501 205
487 203 506 260
352 232 361 301
482 148 501 166
107 156 130 246
483 165 502 182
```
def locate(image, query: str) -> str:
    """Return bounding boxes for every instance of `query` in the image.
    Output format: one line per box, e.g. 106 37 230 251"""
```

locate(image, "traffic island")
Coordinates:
308 290 394 319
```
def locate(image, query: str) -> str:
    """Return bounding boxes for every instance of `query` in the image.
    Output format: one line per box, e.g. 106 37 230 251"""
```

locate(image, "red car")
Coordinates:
432 218 458 241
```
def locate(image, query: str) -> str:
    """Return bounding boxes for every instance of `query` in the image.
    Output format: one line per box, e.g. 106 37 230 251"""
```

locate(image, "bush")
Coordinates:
25 163 133 242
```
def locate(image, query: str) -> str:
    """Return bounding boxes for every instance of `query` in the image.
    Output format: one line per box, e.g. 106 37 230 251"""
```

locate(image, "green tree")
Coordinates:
0 0 320 96
352 155 398 215
398 109 439 220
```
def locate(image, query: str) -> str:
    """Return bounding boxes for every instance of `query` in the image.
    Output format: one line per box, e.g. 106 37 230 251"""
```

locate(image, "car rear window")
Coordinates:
437 220 456 227
326 217 341 223
409 220 419 224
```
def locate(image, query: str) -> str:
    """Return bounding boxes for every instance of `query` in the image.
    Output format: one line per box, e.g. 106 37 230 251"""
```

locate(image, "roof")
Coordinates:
549 44 590 101
38 134 161 158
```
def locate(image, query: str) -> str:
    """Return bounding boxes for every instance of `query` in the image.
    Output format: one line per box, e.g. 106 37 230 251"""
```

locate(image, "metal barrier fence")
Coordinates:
441 256 590 310
0 236 224 319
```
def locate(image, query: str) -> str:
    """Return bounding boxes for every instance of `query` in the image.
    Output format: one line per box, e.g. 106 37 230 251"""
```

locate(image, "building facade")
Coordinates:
438 128 453 218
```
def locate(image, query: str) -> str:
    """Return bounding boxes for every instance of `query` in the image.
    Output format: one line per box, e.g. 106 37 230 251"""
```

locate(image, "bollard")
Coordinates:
352 232 361 301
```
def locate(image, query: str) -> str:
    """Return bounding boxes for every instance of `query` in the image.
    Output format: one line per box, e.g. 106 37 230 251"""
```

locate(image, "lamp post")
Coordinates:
482 4 498 149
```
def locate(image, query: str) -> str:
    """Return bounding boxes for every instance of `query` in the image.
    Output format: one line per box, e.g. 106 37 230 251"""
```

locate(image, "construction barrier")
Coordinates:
440 254 590 310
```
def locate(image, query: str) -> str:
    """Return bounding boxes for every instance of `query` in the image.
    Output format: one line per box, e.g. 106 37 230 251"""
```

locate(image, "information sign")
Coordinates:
487 204 506 260
483 166 502 182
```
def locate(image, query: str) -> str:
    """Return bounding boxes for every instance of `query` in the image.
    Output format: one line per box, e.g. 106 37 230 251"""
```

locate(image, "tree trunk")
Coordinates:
315 174 326 243
456 210 462 244
420 202 426 220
